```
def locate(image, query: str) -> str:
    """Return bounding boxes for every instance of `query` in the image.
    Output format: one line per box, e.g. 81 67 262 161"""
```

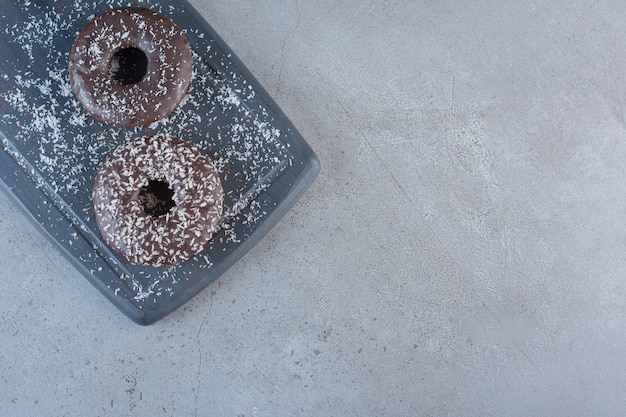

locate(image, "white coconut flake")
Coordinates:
1 0 294 305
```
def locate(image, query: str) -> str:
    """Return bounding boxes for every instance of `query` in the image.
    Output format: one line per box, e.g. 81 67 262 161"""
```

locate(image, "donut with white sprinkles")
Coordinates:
68 7 193 127
93 134 224 266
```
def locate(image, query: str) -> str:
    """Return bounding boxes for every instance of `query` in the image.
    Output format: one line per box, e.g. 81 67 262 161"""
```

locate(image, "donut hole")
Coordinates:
139 180 175 218
110 47 148 85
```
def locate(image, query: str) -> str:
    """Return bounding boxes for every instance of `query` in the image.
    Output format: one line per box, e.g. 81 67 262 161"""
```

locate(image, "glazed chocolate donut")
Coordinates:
68 7 193 127
93 134 224 266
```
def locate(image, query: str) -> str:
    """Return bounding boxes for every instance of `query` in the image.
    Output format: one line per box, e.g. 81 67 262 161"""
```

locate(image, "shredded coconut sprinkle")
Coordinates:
0 0 294 305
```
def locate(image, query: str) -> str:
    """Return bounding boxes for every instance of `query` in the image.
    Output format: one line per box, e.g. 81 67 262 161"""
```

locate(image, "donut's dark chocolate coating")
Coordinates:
68 7 193 127
93 134 224 266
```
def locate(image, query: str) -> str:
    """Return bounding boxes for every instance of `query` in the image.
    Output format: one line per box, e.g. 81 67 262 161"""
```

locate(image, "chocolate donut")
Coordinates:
93 134 224 266
68 7 193 127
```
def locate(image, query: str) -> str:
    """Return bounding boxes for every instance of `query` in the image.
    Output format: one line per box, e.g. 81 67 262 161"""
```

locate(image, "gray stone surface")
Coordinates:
2 0 626 416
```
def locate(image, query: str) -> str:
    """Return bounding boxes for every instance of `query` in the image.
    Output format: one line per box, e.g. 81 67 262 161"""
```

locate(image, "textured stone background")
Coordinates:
3 0 626 416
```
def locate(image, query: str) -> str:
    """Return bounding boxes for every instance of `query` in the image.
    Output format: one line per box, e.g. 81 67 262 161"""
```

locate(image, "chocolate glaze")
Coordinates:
68 7 193 127
93 134 224 266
